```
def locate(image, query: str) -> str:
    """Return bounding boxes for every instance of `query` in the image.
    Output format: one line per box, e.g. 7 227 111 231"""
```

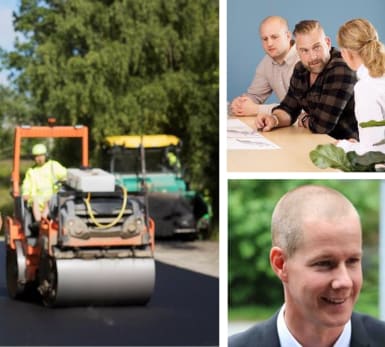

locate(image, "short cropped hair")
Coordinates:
271 185 360 257
293 20 323 37
259 15 289 33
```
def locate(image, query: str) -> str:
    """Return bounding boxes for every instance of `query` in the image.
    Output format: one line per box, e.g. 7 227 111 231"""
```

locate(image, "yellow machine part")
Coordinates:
105 134 181 149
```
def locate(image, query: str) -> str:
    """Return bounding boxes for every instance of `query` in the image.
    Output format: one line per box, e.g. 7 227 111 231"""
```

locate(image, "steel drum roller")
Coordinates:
53 257 155 305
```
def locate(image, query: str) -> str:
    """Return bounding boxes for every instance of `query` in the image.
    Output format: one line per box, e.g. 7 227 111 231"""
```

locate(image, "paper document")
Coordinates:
227 119 280 150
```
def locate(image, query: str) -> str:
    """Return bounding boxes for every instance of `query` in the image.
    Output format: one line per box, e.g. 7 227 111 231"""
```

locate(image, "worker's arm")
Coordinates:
51 160 67 182
21 168 33 201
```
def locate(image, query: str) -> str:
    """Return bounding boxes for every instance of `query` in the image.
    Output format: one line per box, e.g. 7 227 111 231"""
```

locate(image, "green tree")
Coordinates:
2 0 219 222
0 84 36 159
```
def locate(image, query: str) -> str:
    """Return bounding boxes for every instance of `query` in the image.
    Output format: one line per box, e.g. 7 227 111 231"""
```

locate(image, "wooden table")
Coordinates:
227 117 338 172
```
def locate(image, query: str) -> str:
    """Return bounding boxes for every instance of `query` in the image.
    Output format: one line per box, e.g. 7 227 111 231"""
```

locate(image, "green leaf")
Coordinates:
347 151 385 171
310 144 385 172
309 144 352 171
360 120 385 128
373 139 385 146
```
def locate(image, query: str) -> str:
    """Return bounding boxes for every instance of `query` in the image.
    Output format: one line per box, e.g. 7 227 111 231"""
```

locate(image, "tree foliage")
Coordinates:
2 0 219 219
229 180 380 307
0 84 36 159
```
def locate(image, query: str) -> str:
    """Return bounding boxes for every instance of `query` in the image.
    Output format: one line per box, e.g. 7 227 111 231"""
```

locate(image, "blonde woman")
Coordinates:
337 18 385 154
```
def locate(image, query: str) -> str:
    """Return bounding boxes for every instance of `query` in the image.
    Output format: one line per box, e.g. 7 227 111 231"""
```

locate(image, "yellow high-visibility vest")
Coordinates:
22 159 67 209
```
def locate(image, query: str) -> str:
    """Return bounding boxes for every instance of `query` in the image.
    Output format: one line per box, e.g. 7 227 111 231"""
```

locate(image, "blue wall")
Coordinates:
227 0 385 103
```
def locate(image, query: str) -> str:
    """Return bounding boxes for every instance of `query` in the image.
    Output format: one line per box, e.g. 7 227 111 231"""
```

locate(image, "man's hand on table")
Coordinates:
298 112 310 128
255 113 279 132
230 96 259 116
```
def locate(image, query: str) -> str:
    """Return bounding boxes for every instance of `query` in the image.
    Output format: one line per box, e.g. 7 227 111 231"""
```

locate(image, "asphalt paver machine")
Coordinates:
5 122 155 306
102 134 211 238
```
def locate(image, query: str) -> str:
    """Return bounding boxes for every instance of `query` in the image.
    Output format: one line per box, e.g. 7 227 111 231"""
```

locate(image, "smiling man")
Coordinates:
251 20 358 140
229 185 385 347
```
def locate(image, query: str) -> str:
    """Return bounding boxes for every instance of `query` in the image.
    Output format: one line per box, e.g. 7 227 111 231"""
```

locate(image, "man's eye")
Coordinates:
347 258 360 266
314 261 333 268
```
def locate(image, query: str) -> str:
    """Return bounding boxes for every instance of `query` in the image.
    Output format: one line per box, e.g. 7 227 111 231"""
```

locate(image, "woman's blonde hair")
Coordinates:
337 18 385 77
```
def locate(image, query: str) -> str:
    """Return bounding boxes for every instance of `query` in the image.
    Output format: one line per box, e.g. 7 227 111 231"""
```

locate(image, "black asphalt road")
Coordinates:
0 242 219 346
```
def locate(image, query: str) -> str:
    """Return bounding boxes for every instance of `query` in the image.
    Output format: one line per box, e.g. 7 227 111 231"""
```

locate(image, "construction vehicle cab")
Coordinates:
5 121 155 306
102 134 210 238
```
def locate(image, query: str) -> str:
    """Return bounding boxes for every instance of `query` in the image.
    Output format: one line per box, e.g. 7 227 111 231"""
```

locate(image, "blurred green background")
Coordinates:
229 179 381 321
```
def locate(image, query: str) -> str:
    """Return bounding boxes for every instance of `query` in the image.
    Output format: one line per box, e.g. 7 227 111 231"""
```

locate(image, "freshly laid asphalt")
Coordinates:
0 242 219 346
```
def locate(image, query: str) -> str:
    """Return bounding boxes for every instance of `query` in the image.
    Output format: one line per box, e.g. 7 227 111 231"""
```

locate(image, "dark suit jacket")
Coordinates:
228 312 385 347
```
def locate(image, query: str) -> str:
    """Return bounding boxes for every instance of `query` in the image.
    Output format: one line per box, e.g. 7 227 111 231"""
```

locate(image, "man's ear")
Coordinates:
286 30 292 41
325 36 332 49
270 246 288 282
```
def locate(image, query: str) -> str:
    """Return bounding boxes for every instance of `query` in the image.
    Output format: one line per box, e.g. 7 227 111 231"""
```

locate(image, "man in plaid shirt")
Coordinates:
245 20 358 140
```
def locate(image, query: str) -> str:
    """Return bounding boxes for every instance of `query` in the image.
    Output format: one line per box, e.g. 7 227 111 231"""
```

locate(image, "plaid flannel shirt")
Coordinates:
273 48 358 140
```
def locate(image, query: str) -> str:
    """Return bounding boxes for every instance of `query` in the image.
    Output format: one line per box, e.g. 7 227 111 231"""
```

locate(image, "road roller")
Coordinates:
4 121 155 306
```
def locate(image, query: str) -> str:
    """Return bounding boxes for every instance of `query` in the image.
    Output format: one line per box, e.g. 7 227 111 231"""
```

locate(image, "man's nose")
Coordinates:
331 265 353 289
309 49 318 60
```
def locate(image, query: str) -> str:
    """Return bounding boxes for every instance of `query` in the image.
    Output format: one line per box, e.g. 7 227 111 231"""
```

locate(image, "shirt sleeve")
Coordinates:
272 68 303 123
255 103 280 114
246 58 273 104
307 64 356 134
21 168 33 196
339 83 385 154
354 81 385 149
52 161 67 181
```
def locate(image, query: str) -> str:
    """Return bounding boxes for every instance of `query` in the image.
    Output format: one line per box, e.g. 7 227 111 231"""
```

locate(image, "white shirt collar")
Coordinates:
356 63 369 80
276 304 351 347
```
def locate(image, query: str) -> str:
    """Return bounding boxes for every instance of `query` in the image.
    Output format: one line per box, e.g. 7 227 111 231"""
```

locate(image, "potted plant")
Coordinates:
310 120 385 171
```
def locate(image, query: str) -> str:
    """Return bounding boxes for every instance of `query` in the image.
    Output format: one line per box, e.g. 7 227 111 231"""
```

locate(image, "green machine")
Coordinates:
102 134 210 238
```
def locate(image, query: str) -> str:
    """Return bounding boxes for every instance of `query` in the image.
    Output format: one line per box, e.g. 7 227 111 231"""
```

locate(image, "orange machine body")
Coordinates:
5 122 155 306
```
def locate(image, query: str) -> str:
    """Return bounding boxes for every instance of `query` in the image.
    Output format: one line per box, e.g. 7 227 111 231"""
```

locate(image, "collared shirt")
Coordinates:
246 43 299 114
337 64 385 154
273 47 358 140
276 305 351 347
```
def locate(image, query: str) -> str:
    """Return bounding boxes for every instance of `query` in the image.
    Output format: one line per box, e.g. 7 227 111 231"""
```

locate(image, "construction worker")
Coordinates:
166 149 181 173
22 143 67 223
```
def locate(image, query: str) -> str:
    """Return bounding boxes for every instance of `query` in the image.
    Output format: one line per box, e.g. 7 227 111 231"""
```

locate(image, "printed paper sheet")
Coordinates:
227 119 280 150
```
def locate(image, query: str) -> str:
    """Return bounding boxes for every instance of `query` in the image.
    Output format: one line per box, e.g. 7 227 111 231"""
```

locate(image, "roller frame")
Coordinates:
5 122 156 307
